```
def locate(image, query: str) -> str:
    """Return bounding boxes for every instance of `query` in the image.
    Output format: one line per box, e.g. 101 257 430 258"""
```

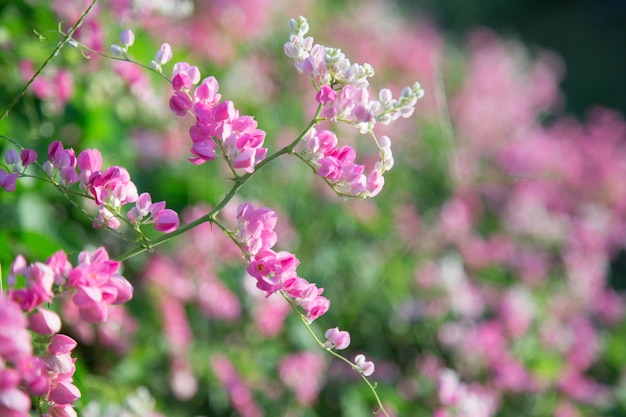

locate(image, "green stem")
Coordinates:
281 292 390 417
114 104 323 262
0 0 98 122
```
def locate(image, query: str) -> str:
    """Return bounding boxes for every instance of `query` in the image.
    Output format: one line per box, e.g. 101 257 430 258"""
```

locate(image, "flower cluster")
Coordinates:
0 294 82 417
299 127 392 197
433 368 499 417
211 354 262 417
284 16 423 198
161 50 268 172
1 247 135 415
278 352 327 406
284 16 424 134
8 247 132 323
37 141 179 231
0 148 37 192
235 202 330 322
19 60 75 113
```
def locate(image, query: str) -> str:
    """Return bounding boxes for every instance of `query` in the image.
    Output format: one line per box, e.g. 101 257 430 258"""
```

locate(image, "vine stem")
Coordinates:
114 103 324 262
0 0 98 123
280 292 391 417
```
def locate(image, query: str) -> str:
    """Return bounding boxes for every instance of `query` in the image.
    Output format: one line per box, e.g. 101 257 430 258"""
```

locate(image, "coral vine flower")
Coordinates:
324 327 351 350
235 203 330 321
167 65 268 172
354 354 375 376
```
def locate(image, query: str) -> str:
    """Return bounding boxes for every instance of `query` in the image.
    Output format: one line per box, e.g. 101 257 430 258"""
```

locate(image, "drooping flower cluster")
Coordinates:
40 140 178 231
235 202 330 321
284 16 423 198
158 47 268 172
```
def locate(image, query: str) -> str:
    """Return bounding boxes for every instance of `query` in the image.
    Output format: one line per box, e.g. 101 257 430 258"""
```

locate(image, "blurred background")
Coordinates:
1 0 626 416
405 0 626 117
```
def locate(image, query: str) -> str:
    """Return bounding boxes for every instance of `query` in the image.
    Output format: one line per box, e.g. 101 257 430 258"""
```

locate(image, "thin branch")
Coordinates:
0 0 98 122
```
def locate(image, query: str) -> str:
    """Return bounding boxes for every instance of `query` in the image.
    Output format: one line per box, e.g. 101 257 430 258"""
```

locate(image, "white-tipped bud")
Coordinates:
379 88 392 103
110 44 124 57
401 86 413 98
119 29 135 47
155 43 173 65
288 18 298 32
43 160 54 174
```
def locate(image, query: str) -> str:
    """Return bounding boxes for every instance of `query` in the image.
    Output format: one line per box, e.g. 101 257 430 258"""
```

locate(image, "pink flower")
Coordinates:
154 208 180 233
48 404 78 417
246 249 299 294
48 334 78 355
169 91 192 116
48 381 81 404
194 76 221 104
66 247 133 323
324 327 351 350
29 308 62 335
316 84 337 104
154 43 173 66
279 352 326 406
127 192 153 223
303 295 330 321
77 149 102 179
172 62 200 91
236 203 278 255
0 294 32 362
354 354 375 376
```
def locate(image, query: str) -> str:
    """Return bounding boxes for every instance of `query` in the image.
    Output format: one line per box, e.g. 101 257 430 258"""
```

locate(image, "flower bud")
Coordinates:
29 308 62 335
119 29 135 47
5 149 19 165
155 43 173 65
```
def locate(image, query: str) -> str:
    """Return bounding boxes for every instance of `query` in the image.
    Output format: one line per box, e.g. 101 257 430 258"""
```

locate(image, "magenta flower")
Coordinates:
169 91 192 116
0 170 18 192
154 208 180 233
20 148 37 167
